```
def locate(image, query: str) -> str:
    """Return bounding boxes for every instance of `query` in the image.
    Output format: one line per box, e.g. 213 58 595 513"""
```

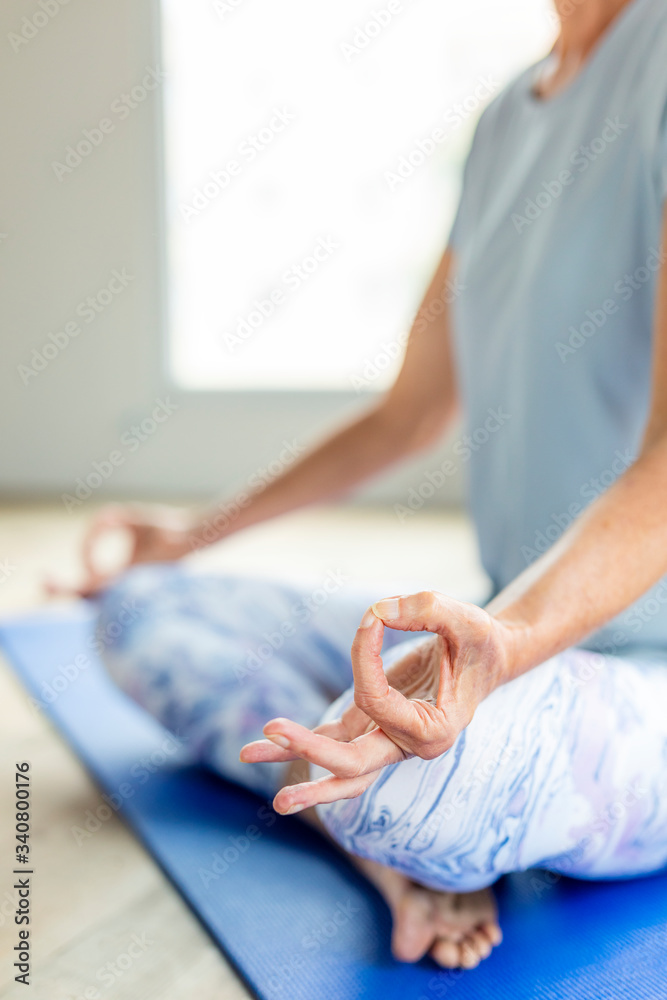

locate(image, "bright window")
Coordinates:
163 0 554 390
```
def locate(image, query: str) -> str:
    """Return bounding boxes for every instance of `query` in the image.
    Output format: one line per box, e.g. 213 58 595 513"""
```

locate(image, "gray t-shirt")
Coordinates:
449 0 667 654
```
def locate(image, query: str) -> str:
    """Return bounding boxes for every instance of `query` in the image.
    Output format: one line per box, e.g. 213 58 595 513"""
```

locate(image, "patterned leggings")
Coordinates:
97 564 667 893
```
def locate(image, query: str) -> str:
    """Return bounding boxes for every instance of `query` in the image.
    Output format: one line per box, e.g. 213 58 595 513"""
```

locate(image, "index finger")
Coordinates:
351 608 413 731
262 717 406 777
82 508 127 576
239 710 371 764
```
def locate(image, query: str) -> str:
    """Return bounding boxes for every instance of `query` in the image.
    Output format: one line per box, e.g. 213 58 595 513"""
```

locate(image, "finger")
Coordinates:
44 571 109 600
44 575 83 598
337 700 375 740
351 610 415 731
239 738 298 763
130 524 160 563
313 715 363 741
272 769 381 814
239 713 369 764
372 590 480 640
351 610 389 702
82 508 129 576
263 717 406 777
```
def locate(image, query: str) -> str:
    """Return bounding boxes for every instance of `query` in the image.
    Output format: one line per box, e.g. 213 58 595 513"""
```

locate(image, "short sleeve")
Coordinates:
658 99 667 202
447 183 466 251
446 102 493 251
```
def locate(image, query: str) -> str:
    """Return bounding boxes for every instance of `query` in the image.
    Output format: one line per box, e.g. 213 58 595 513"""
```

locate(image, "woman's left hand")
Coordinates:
240 591 515 814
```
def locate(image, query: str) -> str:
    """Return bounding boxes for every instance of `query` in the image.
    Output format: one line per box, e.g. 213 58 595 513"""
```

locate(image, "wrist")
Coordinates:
490 611 539 684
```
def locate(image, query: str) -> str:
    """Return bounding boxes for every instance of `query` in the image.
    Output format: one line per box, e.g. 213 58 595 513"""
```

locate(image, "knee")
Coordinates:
96 563 181 643
309 685 419 873
313 684 528 891
93 564 180 688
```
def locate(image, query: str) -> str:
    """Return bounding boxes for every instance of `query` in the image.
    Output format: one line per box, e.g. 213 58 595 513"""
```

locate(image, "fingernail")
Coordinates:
266 734 290 748
372 598 401 621
359 608 377 628
284 803 304 815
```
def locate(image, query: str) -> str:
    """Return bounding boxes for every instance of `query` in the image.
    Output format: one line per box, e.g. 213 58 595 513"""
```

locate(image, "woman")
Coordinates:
79 0 667 970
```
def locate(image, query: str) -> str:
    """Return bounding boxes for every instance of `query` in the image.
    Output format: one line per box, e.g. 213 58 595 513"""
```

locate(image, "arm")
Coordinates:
187 247 461 546
487 205 667 677
71 248 460 592
244 207 667 813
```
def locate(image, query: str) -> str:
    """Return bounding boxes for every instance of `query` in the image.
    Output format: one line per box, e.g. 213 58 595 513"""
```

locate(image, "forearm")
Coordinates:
188 402 451 547
189 247 460 550
487 433 667 678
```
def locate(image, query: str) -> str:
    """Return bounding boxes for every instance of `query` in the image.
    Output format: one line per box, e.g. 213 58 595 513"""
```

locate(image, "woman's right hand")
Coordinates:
46 503 196 598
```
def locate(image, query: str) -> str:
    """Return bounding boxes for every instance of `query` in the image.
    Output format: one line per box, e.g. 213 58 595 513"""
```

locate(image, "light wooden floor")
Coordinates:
0 503 486 999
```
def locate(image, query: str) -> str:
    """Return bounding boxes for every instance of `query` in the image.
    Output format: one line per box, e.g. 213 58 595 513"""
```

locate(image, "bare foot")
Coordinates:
283 759 502 968
354 855 502 968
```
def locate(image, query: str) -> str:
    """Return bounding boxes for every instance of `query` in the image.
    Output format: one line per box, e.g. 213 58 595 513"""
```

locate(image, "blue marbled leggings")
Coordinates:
97 564 667 892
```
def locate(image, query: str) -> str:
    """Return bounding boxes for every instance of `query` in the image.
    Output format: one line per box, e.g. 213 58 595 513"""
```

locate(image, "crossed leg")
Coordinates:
96 564 667 968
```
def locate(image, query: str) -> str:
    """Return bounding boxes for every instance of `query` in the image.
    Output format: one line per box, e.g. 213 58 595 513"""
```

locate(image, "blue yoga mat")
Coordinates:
2 608 666 999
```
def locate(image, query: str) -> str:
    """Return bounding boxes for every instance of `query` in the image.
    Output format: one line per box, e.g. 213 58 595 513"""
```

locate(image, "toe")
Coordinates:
430 938 461 968
391 892 435 963
480 919 503 947
458 937 482 969
468 929 492 960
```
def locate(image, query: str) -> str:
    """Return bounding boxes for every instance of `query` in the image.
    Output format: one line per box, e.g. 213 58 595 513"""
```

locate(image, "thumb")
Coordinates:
372 590 463 636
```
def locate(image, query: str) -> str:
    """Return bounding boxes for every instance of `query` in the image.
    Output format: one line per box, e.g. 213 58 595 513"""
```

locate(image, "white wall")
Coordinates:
0 0 465 508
